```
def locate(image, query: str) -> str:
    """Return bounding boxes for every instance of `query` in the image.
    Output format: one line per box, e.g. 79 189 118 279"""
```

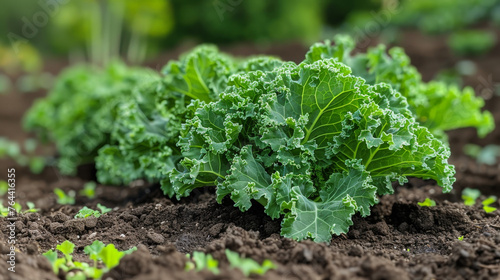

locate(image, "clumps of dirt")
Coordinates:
0 251 56 280
1 176 499 280
104 219 500 280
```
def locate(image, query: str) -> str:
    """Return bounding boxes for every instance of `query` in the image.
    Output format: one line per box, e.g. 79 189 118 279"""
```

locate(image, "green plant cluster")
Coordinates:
74 204 111 219
417 198 436 207
24 63 158 174
393 0 500 34
464 144 500 165
43 240 136 280
0 200 38 217
462 187 498 213
448 30 497 56
185 249 276 276
0 138 45 174
54 188 76 205
171 0 323 44
25 36 493 242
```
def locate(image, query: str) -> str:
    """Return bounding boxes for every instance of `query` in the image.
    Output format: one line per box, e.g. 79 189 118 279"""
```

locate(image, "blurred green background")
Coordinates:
0 0 499 75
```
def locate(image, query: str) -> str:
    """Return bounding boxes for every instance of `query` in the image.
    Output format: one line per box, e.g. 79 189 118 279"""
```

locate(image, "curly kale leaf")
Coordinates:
97 46 284 187
169 58 455 242
304 35 494 140
95 79 183 185
24 62 157 174
96 45 236 185
162 45 237 103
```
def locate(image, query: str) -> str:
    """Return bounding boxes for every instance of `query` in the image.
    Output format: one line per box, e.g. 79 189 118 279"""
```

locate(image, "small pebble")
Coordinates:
459 249 470 258
147 232 165 244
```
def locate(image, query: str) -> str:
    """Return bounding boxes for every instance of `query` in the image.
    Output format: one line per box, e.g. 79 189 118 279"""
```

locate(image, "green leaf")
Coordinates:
281 168 373 242
24 201 38 213
225 249 276 276
54 188 75 205
464 144 500 165
483 206 497 213
0 181 8 196
216 146 273 212
83 267 103 279
98 244 124 270
482 196 497 206
174 57 455 243
43 249 59 273
79 182 96 199
191 251 219 274
166 152 229 199
96 204 112 214
13 202 22 213
0 202 9 217
23 63 158 175
414 82 494 138
417 198 436 207
74 206 101 219
84 240 105 261
162 45 235 103
122 247 137 255
29 157 45 174
482 196 497 213
95 79 181 186
57 240 75 261
462 188 481 206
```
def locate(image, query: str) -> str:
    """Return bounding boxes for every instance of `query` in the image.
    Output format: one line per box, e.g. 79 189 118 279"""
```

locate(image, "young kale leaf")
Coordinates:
462 188 481 206
225 249 276 276
418 198 436 207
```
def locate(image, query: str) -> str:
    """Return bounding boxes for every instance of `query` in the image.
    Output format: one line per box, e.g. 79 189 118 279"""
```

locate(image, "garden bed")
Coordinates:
1 31 500 280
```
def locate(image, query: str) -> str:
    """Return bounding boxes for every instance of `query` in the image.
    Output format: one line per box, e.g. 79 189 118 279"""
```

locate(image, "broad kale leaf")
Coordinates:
168 59 455 242
304 35 494 140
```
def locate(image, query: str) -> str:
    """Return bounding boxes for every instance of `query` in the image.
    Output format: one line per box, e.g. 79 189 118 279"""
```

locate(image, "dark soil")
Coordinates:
1 31 500 280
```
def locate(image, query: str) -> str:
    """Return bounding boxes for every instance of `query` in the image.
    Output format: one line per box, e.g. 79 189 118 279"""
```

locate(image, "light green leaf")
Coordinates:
462 188 481 206
225 249 276 276
84 240 105 261
74 206 100 219
98 244 124 269
96 204 112 214
482 195 497 206
191 251 219 274
79 182 96 199
43 249 59 273
417 198 436 207
57 240 75 261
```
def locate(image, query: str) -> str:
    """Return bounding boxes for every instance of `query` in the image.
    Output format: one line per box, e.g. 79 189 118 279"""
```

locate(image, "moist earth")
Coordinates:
1 30 500 280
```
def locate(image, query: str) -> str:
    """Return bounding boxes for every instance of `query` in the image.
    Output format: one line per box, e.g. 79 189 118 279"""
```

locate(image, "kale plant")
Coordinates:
25 39 494 243
24 62 158 174
166 58 456 242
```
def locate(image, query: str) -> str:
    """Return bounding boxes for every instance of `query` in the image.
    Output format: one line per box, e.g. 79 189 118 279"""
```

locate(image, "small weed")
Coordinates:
417 198 436 207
